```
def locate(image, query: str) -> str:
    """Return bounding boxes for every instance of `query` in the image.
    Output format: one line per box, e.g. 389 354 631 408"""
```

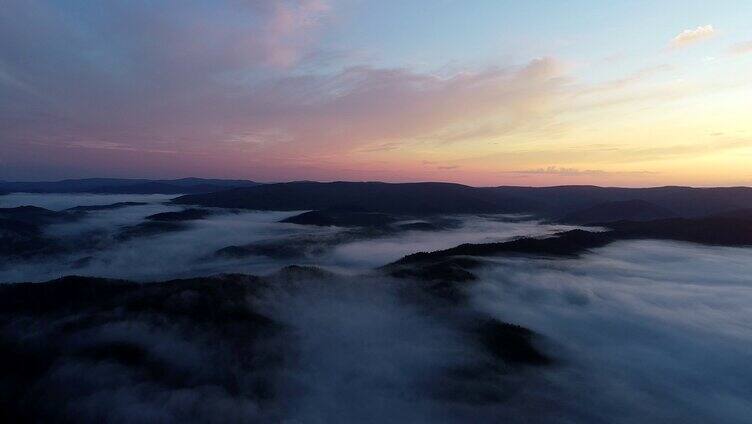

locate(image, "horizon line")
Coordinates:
1 177 751 190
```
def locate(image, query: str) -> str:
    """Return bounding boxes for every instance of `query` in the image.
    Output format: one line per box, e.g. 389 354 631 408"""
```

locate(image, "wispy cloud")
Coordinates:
669 25 716 49
728 40 752 56
503 166 657 177
579 64 673 95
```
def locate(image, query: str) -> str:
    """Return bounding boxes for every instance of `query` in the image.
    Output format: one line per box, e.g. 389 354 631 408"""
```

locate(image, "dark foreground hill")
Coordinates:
0 178 259 195
0 268 551 422
174 182 752 219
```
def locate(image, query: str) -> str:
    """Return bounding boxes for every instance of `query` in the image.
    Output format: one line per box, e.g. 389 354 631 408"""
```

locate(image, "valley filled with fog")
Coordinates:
2 193 752 423
0 193 575 283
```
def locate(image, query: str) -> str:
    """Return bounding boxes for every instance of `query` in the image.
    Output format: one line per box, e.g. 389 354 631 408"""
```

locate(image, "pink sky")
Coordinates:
2 1 752 186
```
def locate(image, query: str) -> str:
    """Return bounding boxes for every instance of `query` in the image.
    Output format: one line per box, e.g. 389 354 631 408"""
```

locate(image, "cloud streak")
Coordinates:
502 166 658 178
729 40 752 55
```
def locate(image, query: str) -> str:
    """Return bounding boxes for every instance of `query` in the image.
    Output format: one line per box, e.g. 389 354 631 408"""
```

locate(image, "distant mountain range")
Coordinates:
558 199 677 224
4 178 752 223
0 178 259 195
176 181 537 214
174 181 752 221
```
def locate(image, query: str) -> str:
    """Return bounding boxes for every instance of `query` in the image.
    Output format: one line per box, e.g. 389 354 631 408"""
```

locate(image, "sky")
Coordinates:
1 0 751 186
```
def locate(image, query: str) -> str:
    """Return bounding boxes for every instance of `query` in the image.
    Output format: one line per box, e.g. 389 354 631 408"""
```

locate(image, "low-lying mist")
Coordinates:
0 193 177 211
2 194 752 422
0 194 572 283
472 240 752 422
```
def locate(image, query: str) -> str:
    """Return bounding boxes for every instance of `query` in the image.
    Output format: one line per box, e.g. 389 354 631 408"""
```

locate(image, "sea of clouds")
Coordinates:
471 241 752 422
0 193 573 282
2 193 752 422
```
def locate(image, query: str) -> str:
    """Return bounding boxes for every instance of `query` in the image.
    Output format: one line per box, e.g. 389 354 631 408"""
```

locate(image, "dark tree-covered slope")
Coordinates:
175 182 752 217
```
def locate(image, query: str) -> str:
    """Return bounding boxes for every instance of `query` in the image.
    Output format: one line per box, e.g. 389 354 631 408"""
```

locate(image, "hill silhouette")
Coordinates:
175 182 752 218
559 199 677 224
0 178 258 194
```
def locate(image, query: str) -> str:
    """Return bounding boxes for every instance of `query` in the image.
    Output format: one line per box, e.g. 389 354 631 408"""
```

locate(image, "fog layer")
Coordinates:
3 194 752 422
472 240 752 422
0 194 572 283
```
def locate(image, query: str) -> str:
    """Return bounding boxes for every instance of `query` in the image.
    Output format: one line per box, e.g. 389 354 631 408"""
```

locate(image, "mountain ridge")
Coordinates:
0 178 260 194
174 181 752 219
